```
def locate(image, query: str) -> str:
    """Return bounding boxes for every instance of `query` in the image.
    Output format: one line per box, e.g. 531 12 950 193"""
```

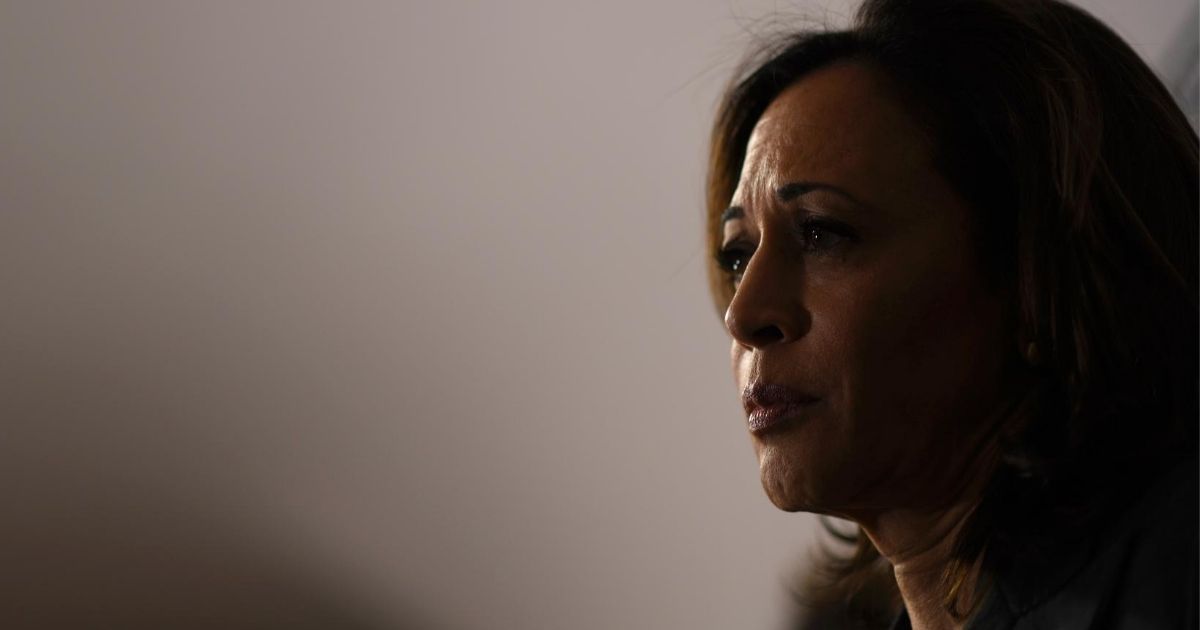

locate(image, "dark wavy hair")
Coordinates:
705 0 1199 625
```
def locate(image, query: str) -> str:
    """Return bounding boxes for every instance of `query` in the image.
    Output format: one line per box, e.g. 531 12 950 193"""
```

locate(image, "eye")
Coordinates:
796 217 857 253
715 241 754 285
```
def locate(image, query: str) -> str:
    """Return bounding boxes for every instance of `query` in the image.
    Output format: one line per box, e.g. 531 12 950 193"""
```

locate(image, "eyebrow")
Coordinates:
721 181 867 224
719 206 744 223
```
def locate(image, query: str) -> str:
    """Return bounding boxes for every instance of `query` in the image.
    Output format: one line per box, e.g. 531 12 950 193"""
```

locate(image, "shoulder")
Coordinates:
975 458 1198 630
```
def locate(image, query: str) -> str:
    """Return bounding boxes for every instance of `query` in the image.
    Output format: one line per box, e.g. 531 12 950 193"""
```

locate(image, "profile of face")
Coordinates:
721 61 1012 520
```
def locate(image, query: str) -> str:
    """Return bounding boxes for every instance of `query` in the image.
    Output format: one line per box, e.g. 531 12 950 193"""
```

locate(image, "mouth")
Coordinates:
742 383 819 435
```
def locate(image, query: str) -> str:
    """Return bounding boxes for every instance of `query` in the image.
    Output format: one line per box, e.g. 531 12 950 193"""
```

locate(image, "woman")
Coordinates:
705 0 1198 628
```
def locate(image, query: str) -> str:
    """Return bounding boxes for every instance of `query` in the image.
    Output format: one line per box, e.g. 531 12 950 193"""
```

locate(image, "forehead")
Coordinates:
737 60 932 209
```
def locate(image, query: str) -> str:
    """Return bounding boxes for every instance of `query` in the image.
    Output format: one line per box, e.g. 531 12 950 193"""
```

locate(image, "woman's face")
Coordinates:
721 61 1010 519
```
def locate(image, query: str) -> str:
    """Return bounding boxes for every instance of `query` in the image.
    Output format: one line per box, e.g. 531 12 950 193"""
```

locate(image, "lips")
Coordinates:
742 383 819 434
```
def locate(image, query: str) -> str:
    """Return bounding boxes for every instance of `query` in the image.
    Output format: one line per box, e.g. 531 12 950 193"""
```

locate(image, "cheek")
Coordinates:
836 260 1007 451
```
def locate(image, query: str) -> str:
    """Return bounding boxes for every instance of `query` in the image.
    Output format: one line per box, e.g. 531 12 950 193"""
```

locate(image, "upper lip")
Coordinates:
742 382 819 416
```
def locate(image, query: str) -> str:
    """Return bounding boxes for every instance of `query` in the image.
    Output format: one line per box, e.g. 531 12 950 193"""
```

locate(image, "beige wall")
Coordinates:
1 1 1192 628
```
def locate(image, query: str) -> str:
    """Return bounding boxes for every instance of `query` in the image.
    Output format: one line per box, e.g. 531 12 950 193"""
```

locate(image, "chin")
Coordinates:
762 483 809 512
757 443 818 513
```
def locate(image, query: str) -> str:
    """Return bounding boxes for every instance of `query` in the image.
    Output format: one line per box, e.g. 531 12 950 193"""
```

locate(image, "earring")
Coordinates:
1024 341 1041 365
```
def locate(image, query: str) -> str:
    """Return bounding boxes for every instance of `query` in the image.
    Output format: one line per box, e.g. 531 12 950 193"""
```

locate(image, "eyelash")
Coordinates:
715 217 858 282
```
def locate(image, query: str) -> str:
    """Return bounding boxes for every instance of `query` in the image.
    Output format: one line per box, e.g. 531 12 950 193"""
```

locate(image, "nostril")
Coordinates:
750 324 785 346
725 301 803 349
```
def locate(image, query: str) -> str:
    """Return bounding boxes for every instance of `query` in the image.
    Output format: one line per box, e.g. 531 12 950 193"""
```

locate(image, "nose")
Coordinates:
723 246 808 350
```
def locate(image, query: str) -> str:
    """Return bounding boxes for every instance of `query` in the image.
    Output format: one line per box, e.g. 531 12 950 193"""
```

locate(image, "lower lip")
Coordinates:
748 402 815 434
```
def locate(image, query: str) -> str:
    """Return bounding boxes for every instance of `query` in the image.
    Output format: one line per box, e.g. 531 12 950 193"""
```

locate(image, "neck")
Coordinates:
855 457 996 630
866 504 983 630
